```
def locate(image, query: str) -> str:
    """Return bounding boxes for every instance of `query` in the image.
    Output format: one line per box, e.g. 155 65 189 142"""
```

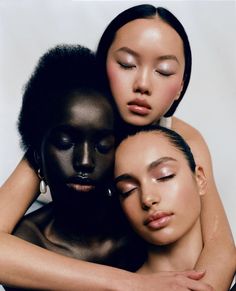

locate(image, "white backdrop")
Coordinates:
0 0 235 244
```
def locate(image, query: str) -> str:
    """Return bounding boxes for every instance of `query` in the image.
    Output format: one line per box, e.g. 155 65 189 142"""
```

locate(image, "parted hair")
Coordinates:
96 4 192 117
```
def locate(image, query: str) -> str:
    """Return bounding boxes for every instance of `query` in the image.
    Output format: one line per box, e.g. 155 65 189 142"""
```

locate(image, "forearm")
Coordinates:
0 233 136 290
0 157 39 233
196 189 236 290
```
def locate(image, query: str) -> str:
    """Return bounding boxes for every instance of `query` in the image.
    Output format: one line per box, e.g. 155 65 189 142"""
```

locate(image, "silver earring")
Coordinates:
37 169 47 195
107 188 112 197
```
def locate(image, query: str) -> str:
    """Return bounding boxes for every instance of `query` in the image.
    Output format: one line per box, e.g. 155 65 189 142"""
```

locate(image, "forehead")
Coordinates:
112 17 183 55
54 91 114 130
116 132 183 167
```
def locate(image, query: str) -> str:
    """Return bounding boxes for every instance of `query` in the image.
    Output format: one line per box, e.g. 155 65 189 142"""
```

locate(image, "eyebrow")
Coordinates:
114 173 134 184
115 156 177 184
158 55 179 63
147 157 177 172
115 47 179 63
116 47 139 57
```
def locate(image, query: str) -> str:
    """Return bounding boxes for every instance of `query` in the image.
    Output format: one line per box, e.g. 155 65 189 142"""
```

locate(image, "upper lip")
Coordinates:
67 175 95 186
128 98 151 109
144 211 173 225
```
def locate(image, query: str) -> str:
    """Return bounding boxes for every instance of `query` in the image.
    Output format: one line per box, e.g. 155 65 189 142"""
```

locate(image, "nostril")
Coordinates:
134 86 151 96
142 203 149 211
73 160 95 173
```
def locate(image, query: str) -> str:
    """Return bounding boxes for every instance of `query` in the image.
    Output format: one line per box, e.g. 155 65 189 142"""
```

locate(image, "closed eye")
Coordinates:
118 61 136 70
156 70 175 77
157 174 175 182
119 187 137 199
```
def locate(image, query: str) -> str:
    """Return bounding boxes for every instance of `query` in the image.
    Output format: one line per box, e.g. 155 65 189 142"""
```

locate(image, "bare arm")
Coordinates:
0 158 213 290
192 136 236 290
174 117 236 290
0 157 39 233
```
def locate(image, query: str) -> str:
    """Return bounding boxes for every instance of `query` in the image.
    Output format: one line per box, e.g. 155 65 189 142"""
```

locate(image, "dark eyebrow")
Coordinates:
148 157 177 172
115 157 177 184
115 47 179 64
116 47 139 58
114 173 134 184
158 55 179 63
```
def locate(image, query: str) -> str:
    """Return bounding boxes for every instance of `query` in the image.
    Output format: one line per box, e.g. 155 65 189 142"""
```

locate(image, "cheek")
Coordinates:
106 61 119 88
42 148 71 182
120 196 141 226
106 62 128 100
170 181 201 217
96 152 114 179
158 78 183 102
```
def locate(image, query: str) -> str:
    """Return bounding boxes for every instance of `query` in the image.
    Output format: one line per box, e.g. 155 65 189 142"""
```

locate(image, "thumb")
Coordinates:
184 270 206 280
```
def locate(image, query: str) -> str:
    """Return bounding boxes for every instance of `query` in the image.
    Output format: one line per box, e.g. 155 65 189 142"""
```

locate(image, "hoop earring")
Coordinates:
37 169 47 195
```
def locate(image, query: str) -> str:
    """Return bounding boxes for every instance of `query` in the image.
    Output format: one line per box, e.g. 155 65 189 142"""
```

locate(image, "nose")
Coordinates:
141 184 160 211
133 68 152 96
73 141 95 173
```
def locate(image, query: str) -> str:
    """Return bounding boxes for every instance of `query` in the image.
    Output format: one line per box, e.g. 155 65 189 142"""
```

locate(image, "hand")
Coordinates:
124 270 214 291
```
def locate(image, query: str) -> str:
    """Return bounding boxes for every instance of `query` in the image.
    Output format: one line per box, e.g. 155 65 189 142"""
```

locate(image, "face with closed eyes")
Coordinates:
106 17 185 126
114 131 206 246
40 91 115 203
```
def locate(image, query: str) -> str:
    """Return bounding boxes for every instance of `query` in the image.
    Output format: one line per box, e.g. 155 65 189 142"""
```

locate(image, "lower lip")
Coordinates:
146 215 172 230
127 104 151 116
67 183 95 192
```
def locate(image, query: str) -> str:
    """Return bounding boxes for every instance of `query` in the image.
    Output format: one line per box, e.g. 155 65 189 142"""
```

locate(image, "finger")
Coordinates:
186 277 214 291
183 270 206 280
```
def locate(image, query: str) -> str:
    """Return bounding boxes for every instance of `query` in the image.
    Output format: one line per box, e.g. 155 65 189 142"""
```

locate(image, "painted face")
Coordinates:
40 91 115 203
115 132 205 246
107 17 185 126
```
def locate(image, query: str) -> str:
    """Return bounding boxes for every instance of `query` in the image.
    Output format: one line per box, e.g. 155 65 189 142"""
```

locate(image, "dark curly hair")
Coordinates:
18 44 113 167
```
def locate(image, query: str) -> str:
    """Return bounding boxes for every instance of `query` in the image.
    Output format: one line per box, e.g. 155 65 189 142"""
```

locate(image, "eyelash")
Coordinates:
156 70 174 77
157 174 175 181
118 61 136 70
119 187 137 198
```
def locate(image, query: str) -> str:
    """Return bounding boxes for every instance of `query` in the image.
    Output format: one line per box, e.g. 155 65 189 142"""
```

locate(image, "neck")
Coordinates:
48 192 125 242
139 219 202 273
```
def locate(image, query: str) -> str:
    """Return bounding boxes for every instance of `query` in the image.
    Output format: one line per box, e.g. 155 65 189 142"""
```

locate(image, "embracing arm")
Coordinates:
194 137 235 290
0 157 39 233
0 157 213 290
175 119 236 290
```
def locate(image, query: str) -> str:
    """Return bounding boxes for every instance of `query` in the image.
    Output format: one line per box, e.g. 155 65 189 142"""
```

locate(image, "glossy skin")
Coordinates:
40 91 114 213
0 7 235 291
5 91 144 275
114 131 209 275
115 132 204 247
107 17 184 126
37 91 118 235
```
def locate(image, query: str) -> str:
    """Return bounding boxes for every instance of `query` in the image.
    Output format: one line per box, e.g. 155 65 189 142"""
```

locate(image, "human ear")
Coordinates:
195 165 207 196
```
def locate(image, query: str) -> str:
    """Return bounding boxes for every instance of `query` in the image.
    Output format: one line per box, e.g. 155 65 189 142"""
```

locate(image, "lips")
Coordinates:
144 211 173 230
66 176 95 193
127 98 151 116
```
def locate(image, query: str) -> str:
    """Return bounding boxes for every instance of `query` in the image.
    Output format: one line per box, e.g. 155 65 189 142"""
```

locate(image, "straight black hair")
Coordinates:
96 4 192 117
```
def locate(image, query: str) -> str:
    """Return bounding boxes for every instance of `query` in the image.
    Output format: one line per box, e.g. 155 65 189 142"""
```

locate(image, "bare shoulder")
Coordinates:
14 203 53 247
172 117 205 144
172 117 213 177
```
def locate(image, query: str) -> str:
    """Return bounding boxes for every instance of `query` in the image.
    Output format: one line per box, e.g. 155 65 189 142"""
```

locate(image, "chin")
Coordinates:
146 231 180 247
124 115 153 126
